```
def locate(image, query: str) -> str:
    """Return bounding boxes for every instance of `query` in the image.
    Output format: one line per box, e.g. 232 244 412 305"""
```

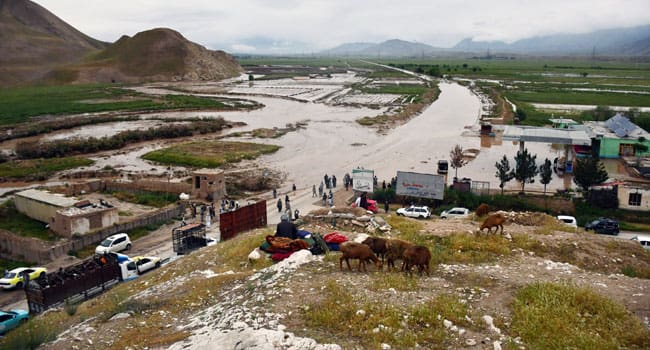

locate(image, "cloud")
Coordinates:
231 43 256 53
36 0 650 52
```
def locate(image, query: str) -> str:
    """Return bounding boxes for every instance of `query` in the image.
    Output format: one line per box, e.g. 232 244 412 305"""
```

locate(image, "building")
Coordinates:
585 114 650 159
14 189 78 224
617 183 650 211
51 201 119 237
192 169 226 202
14 189 118 237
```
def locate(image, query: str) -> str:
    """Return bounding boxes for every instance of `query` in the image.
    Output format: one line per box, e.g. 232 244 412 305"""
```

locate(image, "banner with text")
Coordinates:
396 171 445 199
352 168 374 192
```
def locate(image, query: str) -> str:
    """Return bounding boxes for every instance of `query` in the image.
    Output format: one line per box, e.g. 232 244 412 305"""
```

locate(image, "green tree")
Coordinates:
572 157 609 191
495 155 514 194
449 144 467 180
539 158 553 195
512 148 538 194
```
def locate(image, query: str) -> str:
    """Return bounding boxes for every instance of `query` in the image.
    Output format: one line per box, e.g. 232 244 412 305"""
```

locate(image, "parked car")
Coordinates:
585 218 620 235
440 207 470 219
95 233 132 254
0 309 29 334
132 256 161 274
437 160 448 174
396 206 431 219
557 215 578 228
630 235 650 250
0 267 47 290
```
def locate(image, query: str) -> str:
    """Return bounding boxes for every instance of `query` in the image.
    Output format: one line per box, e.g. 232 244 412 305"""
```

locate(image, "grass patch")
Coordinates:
369 272 419 291
0 84 235 126
0 157 94 180
305 280 469 349
0 200 57 241
110 191 178 208
142 140 280 168
511 282 650 349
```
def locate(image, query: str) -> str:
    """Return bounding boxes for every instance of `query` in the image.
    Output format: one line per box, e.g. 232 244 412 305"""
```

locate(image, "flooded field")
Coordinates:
1 76 594 195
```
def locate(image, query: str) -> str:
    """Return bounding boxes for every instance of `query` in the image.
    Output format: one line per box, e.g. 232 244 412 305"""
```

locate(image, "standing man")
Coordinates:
273 188 277 199
277 198 283 213
332 175 337 188
384 199 390 213
312 184 317 197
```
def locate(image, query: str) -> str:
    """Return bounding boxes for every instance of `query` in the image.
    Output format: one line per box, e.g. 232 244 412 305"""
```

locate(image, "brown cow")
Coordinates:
475 203 489 217
479 213 506 235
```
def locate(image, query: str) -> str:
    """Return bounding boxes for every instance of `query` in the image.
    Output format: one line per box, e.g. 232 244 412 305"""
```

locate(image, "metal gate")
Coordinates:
219 200 267 241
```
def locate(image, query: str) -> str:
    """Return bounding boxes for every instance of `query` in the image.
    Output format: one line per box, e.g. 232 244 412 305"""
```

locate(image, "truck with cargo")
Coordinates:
25 253 138 314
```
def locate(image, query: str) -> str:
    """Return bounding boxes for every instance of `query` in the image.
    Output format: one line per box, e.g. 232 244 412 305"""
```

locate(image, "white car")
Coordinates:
396 206 431 219
557 215 578 228
95 233 132 254
132 256 161 274
630 235 650 250
440 207 470 219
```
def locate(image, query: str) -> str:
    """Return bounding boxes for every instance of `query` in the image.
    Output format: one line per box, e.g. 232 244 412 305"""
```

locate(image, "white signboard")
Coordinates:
352 168 374 192
396 171 445 200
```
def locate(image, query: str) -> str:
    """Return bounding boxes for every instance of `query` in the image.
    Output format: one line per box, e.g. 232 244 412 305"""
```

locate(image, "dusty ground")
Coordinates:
35 213 650 350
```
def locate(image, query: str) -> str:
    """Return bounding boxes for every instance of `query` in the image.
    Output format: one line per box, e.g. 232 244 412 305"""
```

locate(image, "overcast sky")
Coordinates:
37 0 650 54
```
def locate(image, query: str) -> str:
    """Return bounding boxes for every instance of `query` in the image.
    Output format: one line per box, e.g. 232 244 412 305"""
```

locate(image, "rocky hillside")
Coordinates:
49 28 242 84
4 210 649 349
0 0 107 86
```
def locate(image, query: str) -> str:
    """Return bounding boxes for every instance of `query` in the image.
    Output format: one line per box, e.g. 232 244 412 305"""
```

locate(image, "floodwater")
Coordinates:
2 81 578 196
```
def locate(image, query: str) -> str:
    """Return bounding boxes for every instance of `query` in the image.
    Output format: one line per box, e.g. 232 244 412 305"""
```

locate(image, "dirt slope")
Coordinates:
0 0 107 86
48 28 243 84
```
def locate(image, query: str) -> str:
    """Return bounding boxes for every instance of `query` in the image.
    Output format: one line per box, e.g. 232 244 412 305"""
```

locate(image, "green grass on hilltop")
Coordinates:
512 282 650 349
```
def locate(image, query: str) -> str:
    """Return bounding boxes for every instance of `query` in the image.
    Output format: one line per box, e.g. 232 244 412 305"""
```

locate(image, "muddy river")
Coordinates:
1 81 575 195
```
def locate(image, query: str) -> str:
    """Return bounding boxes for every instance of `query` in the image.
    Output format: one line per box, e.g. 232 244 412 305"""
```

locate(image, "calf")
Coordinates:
339 241 383 272
361 236 388 263
479 213 506 235
402 245 431 276
385 239 415 271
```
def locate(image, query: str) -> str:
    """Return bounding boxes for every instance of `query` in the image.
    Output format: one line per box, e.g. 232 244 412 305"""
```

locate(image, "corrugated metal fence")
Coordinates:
219 200 267 241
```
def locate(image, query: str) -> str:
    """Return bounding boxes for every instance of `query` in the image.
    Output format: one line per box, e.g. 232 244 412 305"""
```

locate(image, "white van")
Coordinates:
630 235 650 250
96 233 132 254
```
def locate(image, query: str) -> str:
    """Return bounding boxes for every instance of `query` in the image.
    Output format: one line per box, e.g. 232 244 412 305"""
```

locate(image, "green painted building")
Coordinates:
587 114 650 159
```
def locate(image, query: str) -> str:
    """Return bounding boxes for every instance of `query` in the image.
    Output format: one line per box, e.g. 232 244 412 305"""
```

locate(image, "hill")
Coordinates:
323 39 448 57
4 211 649 349
48 28 242 84
453 25 650 56
0 0 107 86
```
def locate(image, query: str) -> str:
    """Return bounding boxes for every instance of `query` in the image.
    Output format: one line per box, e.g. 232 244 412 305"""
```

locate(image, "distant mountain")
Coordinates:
324 42 376 55
453 25 650 56
49 28 242 84
0 0 107 86
323 39 448 57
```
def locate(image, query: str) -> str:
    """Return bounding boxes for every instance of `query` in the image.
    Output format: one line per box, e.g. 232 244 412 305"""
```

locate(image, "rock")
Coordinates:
482 315 501 335
357 215 372 222
493 341 502 350
356 310 366 316
373 216 387 226
351 220 365 227
381 344 391 350
443 319 453 328
248 248 263 261
466 339 477 346
109 312 132 321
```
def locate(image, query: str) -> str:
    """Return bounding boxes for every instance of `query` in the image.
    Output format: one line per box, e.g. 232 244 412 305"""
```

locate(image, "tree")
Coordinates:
512 148 538 194
539 158 553 195
449 144 467 180
572 157 609 191
495 155 514 194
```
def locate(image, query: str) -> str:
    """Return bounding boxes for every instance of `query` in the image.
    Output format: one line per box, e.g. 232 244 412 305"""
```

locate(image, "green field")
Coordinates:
142 140 280 168
0 84 232 126
0 157 94 180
